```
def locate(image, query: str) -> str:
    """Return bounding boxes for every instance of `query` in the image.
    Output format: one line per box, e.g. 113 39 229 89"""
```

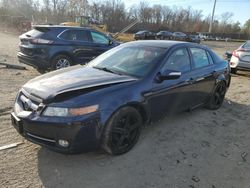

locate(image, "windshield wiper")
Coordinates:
93 66 122 75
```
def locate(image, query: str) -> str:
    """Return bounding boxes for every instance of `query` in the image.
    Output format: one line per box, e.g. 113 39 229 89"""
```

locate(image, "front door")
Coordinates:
148 48 194 119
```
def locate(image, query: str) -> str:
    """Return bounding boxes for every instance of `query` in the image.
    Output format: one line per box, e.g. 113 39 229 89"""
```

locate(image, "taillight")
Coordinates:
232 50 239 58
30 38 53 44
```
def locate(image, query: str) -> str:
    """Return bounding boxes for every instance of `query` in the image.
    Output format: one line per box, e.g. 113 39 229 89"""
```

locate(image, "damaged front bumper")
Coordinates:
11 109 103 154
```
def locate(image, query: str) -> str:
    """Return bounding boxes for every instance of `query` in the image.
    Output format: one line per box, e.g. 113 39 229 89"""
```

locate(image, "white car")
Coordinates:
230 40 250 74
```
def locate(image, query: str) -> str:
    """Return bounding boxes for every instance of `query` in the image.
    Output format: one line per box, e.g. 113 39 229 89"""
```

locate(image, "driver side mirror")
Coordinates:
108 39 113 45
155 70 181 83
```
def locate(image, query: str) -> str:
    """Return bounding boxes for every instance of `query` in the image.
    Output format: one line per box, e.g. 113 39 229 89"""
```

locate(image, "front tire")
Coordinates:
51 55 72 70
102 106 142 155
206 82 226 110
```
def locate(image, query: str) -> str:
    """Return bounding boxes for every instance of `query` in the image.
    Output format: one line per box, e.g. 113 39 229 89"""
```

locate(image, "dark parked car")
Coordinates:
172 32 187 41
134 30 156 40
11 41 231 155
156 31 172 40
187 35 201 44
18 25 120 73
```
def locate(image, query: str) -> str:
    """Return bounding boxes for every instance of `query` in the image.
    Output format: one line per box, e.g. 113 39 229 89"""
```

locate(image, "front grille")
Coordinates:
16 91 42 113
20 94 38 111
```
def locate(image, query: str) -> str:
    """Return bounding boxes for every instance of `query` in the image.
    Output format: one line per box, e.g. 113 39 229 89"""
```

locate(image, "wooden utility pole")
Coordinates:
209 0 217 33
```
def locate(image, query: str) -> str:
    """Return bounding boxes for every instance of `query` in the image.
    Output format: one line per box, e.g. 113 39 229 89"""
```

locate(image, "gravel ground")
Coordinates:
0 31 250 188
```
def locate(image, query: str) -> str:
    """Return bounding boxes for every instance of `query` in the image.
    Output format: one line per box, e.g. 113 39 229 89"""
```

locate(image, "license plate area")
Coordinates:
11 112 23 134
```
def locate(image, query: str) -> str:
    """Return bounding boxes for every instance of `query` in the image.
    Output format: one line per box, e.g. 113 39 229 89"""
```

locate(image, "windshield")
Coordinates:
88 45 167 78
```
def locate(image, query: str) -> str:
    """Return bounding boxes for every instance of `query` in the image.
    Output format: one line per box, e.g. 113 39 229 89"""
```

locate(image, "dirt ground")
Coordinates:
0 31 250 188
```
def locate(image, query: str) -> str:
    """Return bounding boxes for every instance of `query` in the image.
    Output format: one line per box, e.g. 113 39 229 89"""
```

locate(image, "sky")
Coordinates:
123 0 250 26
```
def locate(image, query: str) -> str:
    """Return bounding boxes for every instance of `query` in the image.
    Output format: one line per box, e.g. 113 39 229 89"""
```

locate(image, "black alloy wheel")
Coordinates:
102 107 142 155
206 82 226 110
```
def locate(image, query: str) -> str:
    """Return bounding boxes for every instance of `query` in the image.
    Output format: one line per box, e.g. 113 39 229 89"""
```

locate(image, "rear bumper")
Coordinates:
17 52 50 70
230 56 250 69
11 111 102 153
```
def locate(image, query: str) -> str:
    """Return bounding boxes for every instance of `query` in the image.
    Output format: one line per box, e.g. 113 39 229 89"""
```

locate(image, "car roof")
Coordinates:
123 40 193 48
33 25 93 30
123 40 211 52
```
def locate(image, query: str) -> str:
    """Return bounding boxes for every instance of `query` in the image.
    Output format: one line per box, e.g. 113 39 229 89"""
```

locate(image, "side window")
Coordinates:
90 31 109 44
190 48 210 69
59 30 89 42
162 48 191 73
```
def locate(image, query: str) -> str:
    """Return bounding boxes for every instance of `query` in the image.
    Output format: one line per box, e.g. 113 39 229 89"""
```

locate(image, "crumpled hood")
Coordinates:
22 65 137 102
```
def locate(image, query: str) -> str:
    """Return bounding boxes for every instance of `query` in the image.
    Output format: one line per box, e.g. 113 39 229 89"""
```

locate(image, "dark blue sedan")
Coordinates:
11 41 231 155
17 25 120 73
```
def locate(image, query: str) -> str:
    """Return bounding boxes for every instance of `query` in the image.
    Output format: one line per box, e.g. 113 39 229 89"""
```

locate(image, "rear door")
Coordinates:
188 47 216 107
58 29 96 63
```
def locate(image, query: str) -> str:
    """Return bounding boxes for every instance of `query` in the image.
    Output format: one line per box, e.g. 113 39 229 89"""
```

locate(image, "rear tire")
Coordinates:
51 55 72 70
102 106 142 155
206 82 226 110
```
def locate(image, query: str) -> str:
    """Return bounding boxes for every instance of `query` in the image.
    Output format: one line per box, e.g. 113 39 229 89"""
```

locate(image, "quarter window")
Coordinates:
91 31 109 44
190 48 210 69
206 51 214 64
162 48 191 73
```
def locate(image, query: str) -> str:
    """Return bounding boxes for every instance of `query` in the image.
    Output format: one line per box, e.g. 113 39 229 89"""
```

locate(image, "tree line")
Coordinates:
0 0 249 37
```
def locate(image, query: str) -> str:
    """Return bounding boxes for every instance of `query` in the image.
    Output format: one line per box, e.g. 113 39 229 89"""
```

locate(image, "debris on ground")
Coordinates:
192 153 198 158
191 176 200 182
241 152 247 162
0 60 26 70
0 107 12 116
0 142 23 151
179 148 187 155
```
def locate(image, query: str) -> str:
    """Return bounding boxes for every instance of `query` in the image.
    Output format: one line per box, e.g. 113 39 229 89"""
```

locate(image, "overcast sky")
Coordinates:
122 0 250 26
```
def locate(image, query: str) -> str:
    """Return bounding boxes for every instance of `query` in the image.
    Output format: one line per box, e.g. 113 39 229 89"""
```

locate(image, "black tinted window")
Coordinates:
60 30 89 41
190 48 210 69
90 31 109 44
163 48 191 73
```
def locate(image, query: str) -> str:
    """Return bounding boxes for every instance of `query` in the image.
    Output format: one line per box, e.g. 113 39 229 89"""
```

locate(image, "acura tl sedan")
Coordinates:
11 41 231 155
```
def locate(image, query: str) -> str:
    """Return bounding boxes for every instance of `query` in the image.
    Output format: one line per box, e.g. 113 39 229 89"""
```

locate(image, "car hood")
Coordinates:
22 65 137 102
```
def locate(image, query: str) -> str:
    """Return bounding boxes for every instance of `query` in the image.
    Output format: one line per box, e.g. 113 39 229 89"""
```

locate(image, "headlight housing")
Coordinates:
43 105 99 117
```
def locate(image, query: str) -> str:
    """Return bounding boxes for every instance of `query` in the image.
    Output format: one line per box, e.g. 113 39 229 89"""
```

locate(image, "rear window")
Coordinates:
24 29 45 37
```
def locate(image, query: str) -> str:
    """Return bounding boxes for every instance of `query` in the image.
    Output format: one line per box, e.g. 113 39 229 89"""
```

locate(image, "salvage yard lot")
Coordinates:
0 31 250 188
